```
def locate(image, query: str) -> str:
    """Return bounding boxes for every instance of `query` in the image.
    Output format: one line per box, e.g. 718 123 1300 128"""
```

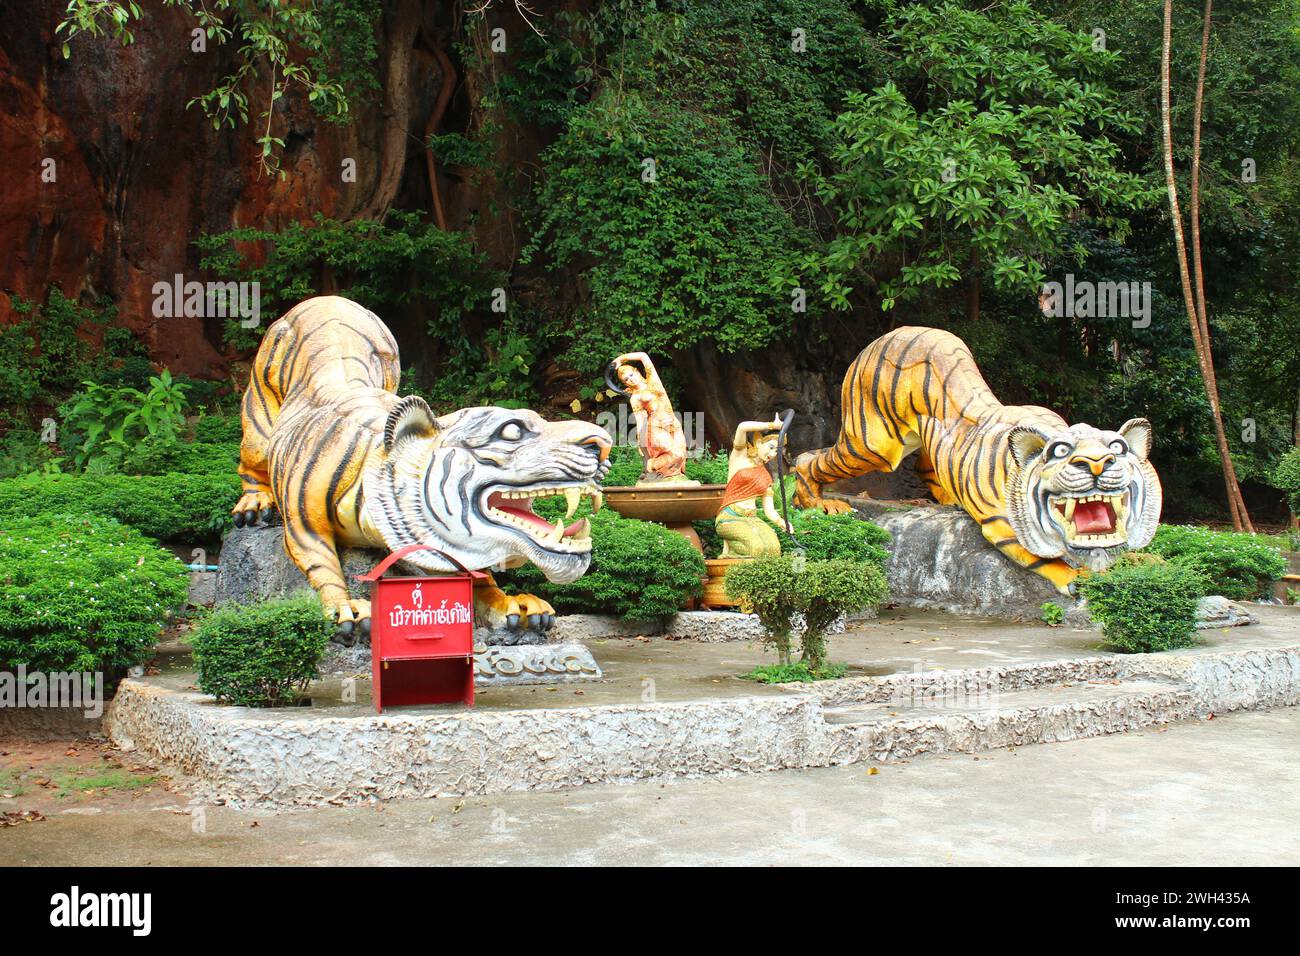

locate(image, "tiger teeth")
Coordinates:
564 487 582 519
1064 498 1076 521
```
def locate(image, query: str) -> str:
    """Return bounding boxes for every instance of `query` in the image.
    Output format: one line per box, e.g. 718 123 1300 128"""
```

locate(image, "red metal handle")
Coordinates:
358 543 485 582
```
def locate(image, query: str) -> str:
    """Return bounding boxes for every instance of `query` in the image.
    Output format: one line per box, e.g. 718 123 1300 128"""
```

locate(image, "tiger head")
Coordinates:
361 399 612 582
1005 418 1162 572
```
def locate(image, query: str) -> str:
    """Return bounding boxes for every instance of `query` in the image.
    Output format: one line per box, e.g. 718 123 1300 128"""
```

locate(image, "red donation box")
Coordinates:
359 544 486 712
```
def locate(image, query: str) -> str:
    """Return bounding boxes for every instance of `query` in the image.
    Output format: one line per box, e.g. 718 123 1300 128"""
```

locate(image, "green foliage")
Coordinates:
777 510 890 568
741 661 848 684
795 1 1151 312
191 595 331 707
724 556 803 663
726 556 887 668
525 93 803 371
1079 561 1207 654
59 371 190 472
0 513 187 673
192 413 244 445
418 315 545 410
685 450 730 485
601 446 644 487
120 437 239 477
0 288 138 424
0 472 240 544
499 508 704 620
0 426 63 479
1273 448 1300 514
1040 602 1065 627
195 212 498 351
797 559 889 670
1144 525 1286 601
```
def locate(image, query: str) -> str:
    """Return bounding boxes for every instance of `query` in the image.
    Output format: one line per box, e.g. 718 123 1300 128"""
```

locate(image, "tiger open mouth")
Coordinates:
1049 492 1129 547
484 482 604 554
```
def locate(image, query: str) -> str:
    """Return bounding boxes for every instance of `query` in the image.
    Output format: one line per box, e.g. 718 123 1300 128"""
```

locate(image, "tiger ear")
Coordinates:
384 396 437 454
1007 425 1051 469
1118 418 1153 460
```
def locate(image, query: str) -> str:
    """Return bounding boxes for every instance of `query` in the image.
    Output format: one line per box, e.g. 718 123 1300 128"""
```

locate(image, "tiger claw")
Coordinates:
505 613 521 630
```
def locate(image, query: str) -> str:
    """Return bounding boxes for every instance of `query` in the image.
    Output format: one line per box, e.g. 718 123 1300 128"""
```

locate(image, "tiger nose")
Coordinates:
1070 453 1114 476
554 420 612 461
581 434 611 462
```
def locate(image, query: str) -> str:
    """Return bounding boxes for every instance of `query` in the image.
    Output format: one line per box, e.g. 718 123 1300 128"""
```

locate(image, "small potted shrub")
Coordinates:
191 595 333 706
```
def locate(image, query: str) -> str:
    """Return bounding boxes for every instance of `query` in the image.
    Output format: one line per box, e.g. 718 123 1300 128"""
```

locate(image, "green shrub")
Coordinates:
499 506 704 620
1040 601 1064 626
0 426 62 479
1079 562 1207 653
59 370 190 471
192 413 245 445
798 559 888 669
685 450 730 485
1145 524 1285 600
777 509 890 568
0 513 188 673
191 595 332 707
0 472 241 543
603 446 729 487
742 661 848 684
120 437 239 477
724 555 803 663
1274 448 1300 515
602 445 644 486
726 555 888 669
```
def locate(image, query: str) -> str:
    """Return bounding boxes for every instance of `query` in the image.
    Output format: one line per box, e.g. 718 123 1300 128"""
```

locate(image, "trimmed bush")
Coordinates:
1145 524 1285 600
0 513 188 673
777 509 890 568
726 555 888 669
1079 561 1207 653
191 595 332 707
499 507 705 620
0 471 240 543
798 558 888 668
724 555 803 663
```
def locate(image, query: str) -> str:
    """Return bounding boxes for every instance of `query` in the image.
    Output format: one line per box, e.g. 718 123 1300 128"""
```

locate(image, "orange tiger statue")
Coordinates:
234 296 611 639
794 327 1162 594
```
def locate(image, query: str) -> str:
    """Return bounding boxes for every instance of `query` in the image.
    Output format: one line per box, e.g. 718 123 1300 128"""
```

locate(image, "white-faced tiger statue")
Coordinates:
233 296 611 639
794 327 1162 594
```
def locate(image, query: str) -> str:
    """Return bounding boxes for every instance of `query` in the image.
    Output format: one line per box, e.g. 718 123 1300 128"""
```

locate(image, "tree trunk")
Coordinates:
1161 0 1254 532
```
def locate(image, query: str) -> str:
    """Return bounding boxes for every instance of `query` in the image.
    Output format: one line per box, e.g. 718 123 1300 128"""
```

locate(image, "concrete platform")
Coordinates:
105 606 1300 806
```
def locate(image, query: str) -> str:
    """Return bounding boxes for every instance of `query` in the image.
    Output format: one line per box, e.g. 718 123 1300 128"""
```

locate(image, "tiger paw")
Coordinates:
232 491 277 528
474 587 556 632
797 495 853 515
324 597 372 646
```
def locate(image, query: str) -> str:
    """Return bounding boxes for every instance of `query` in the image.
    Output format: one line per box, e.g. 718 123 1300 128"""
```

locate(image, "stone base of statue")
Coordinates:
839 496 1259 628
216 523 602 682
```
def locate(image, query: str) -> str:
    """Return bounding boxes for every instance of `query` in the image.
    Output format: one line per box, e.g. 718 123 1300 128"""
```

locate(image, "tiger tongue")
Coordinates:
1073 500 1114 534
